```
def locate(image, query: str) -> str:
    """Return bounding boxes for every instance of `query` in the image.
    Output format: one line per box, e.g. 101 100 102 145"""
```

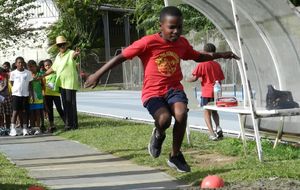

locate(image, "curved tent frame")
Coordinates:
165 0 300 161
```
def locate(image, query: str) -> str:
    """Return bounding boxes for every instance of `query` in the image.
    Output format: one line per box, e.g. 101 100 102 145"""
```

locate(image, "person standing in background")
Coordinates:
0 67 12 132
187 43 225 141
27 60 45 134
42 36 80 131
9 57 33 136
43 59 65 132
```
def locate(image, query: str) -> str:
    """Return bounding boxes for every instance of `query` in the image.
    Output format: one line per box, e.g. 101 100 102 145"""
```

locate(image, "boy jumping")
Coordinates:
85 6 239 172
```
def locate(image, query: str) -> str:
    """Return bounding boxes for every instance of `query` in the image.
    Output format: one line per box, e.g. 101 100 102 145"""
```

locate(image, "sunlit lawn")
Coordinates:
56 113 300 186
0 154 45 190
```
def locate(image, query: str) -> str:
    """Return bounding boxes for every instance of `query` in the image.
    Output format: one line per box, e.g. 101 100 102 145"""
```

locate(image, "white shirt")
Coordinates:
10 69 33 96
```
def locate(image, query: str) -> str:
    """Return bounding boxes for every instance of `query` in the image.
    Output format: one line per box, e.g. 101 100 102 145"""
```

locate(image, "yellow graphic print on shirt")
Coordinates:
155 51 180 76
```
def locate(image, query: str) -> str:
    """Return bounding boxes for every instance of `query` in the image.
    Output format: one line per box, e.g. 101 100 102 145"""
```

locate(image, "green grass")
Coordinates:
54 113 300 186
0 154 45 190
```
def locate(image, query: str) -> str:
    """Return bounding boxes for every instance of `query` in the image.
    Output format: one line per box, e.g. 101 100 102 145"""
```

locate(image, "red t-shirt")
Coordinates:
122 33 201 103
192 61 225 98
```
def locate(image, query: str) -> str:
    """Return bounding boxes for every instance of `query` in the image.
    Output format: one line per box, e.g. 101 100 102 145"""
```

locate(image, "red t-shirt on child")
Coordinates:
192 61 225 98
122 33 201 104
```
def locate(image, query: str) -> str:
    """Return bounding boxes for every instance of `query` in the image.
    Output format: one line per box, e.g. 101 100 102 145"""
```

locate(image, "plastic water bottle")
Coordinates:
214 81 222 102
47 82 54 90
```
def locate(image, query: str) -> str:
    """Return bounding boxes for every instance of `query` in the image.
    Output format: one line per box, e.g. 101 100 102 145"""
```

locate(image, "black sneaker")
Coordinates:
167 151 191 173
148 128 166 158
216 127 223 138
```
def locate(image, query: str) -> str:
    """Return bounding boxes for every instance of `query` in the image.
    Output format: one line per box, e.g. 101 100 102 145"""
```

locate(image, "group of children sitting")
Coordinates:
0 56 64 136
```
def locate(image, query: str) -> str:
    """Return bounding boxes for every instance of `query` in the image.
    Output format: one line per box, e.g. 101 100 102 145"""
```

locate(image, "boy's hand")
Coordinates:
84 73 99 88
34 76 42 80
73 48 80 58
220 51 240 60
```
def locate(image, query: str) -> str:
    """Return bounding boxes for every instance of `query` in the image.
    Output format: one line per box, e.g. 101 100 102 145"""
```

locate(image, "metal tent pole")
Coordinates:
230 0 263 161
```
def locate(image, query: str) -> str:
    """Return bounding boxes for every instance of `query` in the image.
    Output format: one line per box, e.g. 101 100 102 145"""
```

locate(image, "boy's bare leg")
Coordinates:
170 102 188 156
11 111 17 124
212 111 220 127
5 114 11 129
148 106 171 158
9 111 18 136
204 109 215 136
0 114 4 127
212 111 223 138
153 107 172 134
30 112 35 128
35 110 41 129
167 102 191 173
19 110 24 127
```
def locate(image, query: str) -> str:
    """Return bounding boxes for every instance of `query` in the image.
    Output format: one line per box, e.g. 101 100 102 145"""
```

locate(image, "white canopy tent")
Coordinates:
165 0 300 161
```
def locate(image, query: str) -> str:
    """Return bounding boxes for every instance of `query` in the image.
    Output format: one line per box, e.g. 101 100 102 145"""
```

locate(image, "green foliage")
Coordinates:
48 0 109 57
0 0 39 49
48 0 214 57
130 0 214 34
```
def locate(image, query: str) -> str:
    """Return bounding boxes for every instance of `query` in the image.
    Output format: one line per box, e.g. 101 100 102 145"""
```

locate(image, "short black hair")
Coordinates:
15 56 25 63
3 62 10 67
44 59 53 65
38 60 44 67
27 60 37 66
204 43 216 53
159 6 182 22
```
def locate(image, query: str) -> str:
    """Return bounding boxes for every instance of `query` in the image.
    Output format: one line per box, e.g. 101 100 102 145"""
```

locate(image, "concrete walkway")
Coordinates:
0 135 188 190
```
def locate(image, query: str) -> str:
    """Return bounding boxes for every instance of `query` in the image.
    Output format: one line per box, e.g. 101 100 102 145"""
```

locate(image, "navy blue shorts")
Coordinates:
144 89 188 117
200 97 214 107
12 96 29 111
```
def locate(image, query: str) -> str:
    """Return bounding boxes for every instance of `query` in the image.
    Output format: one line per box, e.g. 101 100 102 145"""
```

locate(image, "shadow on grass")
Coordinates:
109 147 147 154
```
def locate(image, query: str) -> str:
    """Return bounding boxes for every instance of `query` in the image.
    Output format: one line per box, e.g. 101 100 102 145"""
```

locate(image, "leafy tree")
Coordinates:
0 0 39 49
48 0 214 56
47 0 117 57
123 0 214 35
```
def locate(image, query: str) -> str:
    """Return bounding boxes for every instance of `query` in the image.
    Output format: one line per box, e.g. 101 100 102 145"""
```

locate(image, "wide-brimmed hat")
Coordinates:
56 36 67 45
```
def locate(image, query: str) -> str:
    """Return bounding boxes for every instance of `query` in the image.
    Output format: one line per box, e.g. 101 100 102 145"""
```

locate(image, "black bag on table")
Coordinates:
266 85 299 110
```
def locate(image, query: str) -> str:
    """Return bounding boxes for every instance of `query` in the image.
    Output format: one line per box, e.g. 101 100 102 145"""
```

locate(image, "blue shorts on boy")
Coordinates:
12 96 29 111
144 89 188 116
200 97 214 107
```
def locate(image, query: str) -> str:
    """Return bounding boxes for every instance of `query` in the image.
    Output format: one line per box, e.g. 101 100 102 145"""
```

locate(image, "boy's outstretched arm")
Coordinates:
195 51 240 62
186 75 198 82
84 54 127 88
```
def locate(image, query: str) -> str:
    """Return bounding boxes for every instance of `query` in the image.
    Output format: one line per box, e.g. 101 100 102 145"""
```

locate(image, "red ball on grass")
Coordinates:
200 175 224 189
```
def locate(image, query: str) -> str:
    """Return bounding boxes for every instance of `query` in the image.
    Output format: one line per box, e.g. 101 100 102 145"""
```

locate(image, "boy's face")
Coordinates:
28 64 37 73
15 59 24 71
2 64 9 71
160 15 183 42
44 62 52 71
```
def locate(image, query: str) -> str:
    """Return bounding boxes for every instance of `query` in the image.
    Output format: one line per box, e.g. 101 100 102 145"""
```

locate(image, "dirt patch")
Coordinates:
223 178 300 190
185 178 300 190
186 150 238 168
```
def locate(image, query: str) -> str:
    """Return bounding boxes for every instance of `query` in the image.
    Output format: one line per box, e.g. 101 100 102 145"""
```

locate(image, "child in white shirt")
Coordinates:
9 57 33 136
